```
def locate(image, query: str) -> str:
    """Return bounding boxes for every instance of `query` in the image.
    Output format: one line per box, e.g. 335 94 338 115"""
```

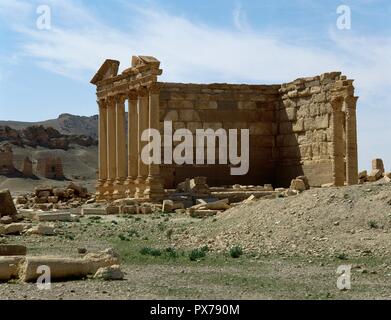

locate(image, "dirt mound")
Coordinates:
176 181 391 258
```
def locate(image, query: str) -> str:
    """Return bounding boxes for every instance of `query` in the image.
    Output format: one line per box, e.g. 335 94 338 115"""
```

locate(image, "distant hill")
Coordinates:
0 113 98 140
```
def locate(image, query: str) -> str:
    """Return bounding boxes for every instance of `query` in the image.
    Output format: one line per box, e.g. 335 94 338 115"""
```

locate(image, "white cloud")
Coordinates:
1 0 391 168
233 3 251 33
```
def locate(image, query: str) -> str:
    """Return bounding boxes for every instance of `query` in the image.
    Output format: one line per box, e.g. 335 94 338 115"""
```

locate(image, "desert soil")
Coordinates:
1 181 391 300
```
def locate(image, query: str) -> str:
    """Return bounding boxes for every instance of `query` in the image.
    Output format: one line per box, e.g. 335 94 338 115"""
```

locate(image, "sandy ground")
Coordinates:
1 180 391 300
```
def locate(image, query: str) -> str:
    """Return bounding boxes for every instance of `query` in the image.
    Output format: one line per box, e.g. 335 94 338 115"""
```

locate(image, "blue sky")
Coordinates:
0 0 390 169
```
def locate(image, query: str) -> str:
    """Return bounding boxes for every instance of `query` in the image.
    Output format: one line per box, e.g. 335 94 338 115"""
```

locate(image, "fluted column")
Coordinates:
135 88 149 198
144 84 165 201
104 96 117 198
125 91 138 197
96 99 108 199
331 97 345 186
113 95 127 199
345 96 358 185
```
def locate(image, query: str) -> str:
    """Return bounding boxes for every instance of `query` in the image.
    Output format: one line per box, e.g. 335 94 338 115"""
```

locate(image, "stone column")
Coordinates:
113 95 127 199
125 91 138 197
104 96 117 198
345 96 359 186
96 99 108 199
144 84 165 201
331 97 345 186
135 88 149 198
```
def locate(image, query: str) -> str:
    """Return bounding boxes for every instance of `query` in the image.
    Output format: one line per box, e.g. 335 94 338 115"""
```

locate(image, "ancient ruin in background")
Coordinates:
91 55 358 201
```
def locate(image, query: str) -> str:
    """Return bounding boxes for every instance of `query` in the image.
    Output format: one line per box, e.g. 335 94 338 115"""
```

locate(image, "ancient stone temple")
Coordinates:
91 55 358 201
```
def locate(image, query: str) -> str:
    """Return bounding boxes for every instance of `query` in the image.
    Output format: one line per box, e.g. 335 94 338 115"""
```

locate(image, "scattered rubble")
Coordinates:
14 183 91 212
94 265 124 281
26 224 55 236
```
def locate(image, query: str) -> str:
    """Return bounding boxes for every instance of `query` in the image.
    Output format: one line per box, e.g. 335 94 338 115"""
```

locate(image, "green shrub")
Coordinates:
140 247 162 257
118 234 129 241
336 253 348 260
189 248 207 261
229 246 243 258
166 229 174 239
165 247 178 259
368 220 379 229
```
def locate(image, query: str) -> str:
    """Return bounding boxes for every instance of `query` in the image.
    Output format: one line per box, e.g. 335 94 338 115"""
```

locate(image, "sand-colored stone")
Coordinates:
92 56 359 192
0 244 27 256
0 189 17 217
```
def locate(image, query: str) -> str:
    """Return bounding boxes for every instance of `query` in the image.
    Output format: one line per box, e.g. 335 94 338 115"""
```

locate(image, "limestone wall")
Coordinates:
0 146 14 175
158 72 357 188
159 83 281 188
276 72 356 187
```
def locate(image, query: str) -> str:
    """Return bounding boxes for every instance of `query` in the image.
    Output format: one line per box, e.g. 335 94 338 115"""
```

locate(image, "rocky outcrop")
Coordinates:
0 125 97 150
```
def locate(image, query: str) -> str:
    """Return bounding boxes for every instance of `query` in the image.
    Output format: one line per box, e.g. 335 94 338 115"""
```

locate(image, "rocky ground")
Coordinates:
1 180 391 300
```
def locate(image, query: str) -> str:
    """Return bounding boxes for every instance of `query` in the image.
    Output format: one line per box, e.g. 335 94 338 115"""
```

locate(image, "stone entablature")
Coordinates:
91 55 359 200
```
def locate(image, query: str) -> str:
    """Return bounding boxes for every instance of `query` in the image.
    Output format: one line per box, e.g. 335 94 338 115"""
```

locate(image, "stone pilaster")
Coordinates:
144 84 165 201
96 99 108 199
125 91 138 198
135 88 149 199
345 96 359 185
104 96 117 199
331 97 345 186
113 95 127 199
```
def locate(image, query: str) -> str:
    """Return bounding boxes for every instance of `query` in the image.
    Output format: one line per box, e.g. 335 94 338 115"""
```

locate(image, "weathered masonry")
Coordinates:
91 55 358 201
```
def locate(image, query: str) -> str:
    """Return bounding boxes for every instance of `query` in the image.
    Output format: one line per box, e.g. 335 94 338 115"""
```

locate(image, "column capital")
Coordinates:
116 94 126 104
344 96 358 109
148 82 162 94
137 87 149 97
107 96 116 106
97 99 107 108
128 90 138 100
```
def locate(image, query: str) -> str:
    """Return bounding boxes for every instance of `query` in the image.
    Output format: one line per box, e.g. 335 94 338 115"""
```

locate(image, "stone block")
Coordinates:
27 224 55 236
162 200 174 213
164 110 179 121
238 101 257 110
0 223 29 235
290 179 306 192
0 189 17 217
368 169 382 182
0 257 24 281
0 244 27 256
120 205 137 214
82 208 107 216
106 206 120 215
179 110 200 122
36 212 72 222
292 119 304 133
358 170 367 180
189 209 218 218
94 265 124 281
372 159 385 174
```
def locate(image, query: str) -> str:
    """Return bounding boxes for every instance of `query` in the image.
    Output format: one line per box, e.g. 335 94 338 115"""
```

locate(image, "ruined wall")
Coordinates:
0 145 15 175
159 83 281 188
36 157 64 179
276 72 356 187
158 72 357 188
